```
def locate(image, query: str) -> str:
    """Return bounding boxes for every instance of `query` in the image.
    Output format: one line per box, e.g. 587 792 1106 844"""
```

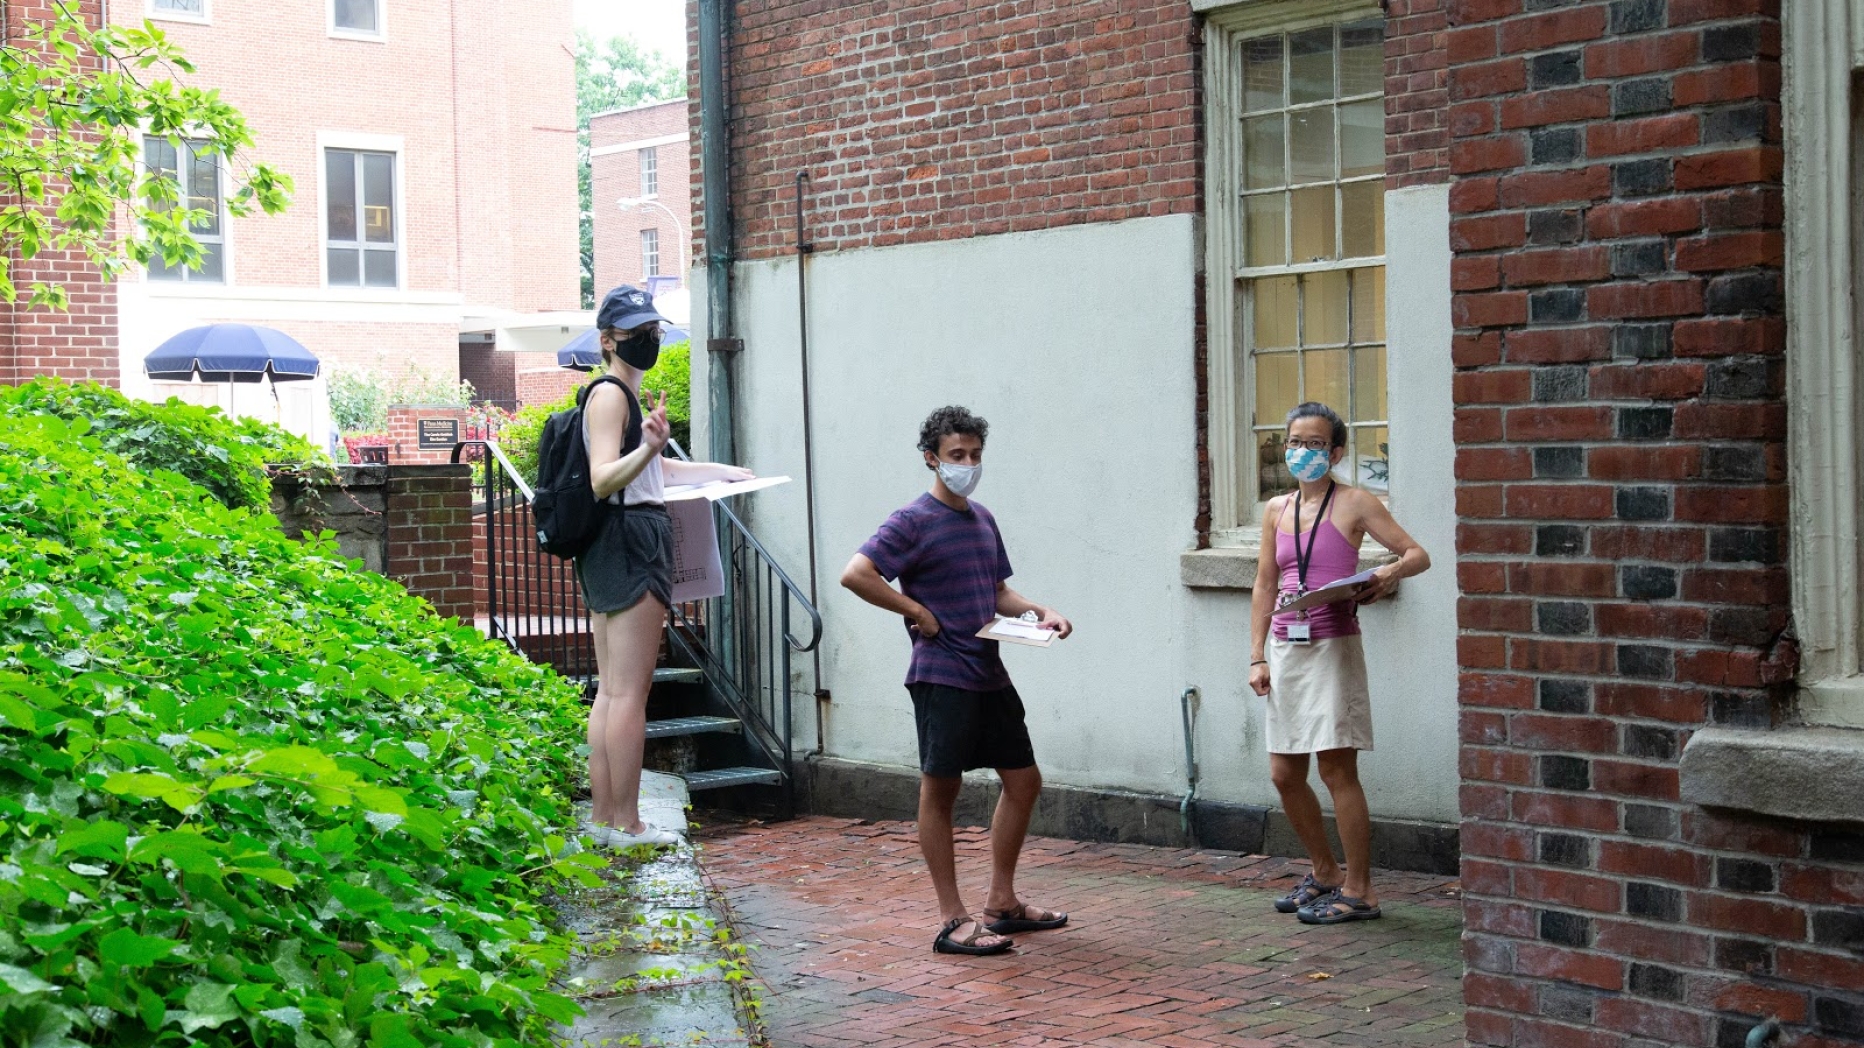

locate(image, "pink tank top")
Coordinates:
1272 489 1362 641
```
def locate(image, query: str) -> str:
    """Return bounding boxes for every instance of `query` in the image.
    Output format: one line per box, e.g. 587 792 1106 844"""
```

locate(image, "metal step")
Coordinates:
681 766 783 791
644 715 742 739
570 666 707 701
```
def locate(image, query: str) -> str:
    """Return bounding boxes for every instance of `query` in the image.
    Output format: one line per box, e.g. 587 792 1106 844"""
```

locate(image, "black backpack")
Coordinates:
532 375 642 559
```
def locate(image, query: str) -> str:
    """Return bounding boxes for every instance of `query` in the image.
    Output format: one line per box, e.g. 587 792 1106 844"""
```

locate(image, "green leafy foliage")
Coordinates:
497 342 692 486
0 378 324 509
0 398 594 1045
575 31 683 307
0 7 292 308
328 367 478 436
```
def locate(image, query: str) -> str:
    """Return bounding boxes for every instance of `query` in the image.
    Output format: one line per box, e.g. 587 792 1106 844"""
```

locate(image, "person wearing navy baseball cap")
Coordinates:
576 285 753 850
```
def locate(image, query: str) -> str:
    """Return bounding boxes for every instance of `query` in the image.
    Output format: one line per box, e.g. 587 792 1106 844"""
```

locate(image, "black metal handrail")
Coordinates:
663 438 823 785
453 438 822 793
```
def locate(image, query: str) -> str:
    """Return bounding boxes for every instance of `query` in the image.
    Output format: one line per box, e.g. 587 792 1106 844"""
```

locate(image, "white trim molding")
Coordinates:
315 131 407 292
591 132 689 158
1784 0 1864 726
327 0 386 41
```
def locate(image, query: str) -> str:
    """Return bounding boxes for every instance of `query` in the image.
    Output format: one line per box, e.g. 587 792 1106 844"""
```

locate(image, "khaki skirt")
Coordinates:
1264 633 1373 754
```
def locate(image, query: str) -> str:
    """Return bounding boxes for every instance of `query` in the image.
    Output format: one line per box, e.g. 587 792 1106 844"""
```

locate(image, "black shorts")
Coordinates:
574 504 673 614
907 682 1037 777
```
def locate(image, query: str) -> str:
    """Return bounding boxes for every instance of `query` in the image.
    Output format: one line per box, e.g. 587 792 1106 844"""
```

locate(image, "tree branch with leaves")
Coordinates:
0 3 291 309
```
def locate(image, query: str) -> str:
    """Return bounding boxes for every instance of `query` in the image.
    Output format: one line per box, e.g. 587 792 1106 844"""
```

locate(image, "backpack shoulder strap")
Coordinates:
578 375 644 454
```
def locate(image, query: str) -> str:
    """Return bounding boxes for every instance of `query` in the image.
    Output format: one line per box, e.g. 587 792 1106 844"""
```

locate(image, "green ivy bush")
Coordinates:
0 379 326 510
0 405 597 1045
495 341 692 487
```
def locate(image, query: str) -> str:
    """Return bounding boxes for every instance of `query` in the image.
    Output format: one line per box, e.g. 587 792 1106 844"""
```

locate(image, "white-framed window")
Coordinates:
641 228 660 278
323 147 399 288
142 136 226 283
641 146 658 198
1784 0 1864 727
330 0 383 38
149 0 209 22
1204 0 1386 544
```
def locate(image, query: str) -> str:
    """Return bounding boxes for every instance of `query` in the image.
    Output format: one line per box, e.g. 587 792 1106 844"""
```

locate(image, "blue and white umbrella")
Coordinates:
143 323 321 383
556 325 690 371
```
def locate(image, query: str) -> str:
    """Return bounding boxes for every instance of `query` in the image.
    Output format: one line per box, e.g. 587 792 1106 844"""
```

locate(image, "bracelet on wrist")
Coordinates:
1250 659 1268 667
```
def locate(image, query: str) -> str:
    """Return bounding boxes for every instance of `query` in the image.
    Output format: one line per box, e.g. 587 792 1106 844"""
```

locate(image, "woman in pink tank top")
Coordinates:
1246 403 1432 926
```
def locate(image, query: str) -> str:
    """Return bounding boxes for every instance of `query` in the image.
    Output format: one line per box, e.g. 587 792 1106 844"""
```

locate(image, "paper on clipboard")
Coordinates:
975 616 1058 647
1277 568 1380 615
668 498 725 602
664 475 791 501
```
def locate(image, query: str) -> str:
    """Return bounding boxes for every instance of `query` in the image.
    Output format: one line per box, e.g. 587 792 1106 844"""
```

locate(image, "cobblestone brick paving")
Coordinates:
696 816 1464 1048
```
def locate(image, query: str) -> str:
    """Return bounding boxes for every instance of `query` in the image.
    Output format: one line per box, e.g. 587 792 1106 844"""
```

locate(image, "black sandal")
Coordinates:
933 916 1013 955
1274 873 1340 914
1297 890 1383 925
984 902 1069 934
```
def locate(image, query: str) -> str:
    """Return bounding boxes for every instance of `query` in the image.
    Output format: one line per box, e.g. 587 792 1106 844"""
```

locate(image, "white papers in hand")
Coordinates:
974 616 1057 647
1277 567 1381 615
663 475 792 501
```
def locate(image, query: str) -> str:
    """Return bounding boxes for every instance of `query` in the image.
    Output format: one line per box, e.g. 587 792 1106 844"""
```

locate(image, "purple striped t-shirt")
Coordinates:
858 492 1014 690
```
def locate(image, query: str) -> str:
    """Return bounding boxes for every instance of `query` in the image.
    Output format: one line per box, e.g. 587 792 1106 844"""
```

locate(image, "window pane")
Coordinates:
188 148 220 235
155 0 204 12
1243 193 1286 267
1341 180 1384 258
1340 20 1384 97
328 247 360 285
1353 425 1390 493
1242 115 1285 190
335 0 378 32
1257 431 1295 500
145 137 178 210
1351 266 1386 344
1289 28 1335 105
363 249 396 287
1241 35 1284 113
1252 275 1298 349
1254 350 1300 426
195 242 225 282
326 151 357 241
641 147 658 196
1303 270 1350 346
362 153 394 243
1290 185 1336 262
147 254 180 281
1289 108 1335 183
1340 100 1383 179
1353 343 1387 422
1304 347 1350 413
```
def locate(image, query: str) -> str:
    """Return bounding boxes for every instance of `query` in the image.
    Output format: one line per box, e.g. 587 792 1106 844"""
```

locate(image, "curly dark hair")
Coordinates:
917 405 989 455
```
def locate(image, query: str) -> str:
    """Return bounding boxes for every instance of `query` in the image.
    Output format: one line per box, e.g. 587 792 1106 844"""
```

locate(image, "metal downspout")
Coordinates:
795 171 831 754
698 0 737 467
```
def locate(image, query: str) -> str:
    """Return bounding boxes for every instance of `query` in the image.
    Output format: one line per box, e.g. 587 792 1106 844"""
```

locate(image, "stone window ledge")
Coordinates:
1180 544 1395 591
1679 726 1864 827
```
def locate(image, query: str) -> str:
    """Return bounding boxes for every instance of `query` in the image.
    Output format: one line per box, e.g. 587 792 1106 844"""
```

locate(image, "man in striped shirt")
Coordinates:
841 405 1075 956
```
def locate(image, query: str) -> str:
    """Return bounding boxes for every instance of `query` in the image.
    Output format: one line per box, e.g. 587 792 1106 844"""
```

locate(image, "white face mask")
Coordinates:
1284 446 1333 483
936 461 982 498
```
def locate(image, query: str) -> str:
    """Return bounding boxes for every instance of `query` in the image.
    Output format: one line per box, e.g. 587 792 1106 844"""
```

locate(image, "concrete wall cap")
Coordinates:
1679 726 1864 826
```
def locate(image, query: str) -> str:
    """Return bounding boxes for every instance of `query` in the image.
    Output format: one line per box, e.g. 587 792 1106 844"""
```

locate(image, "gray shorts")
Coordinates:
574 504 672 614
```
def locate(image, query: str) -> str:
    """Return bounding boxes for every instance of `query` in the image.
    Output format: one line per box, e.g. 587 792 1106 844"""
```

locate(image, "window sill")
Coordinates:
1180 543 1395 591
1679 725 1864 828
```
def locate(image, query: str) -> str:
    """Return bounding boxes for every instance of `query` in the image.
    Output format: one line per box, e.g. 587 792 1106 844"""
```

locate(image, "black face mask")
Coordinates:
612 328 661 370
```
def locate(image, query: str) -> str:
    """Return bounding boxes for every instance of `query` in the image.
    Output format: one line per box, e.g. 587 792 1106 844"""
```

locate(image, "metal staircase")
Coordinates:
455 439 821 810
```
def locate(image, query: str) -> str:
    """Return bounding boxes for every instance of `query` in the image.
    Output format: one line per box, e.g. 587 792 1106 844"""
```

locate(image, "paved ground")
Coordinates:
696 815 1465 1048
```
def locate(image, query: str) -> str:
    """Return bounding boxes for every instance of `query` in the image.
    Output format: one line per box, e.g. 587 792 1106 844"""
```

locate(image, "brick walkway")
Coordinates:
696 816 1466 1048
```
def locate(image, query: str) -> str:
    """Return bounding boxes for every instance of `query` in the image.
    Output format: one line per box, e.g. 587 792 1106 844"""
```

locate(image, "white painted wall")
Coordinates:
692 203 1460 823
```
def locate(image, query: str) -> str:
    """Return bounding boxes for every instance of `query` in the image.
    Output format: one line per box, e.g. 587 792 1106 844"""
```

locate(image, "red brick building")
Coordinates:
1 0 580 439
701 0 1861 1044
592 99 692 296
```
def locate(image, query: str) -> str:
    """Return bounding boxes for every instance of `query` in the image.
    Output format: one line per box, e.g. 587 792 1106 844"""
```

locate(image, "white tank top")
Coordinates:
581 391 665 507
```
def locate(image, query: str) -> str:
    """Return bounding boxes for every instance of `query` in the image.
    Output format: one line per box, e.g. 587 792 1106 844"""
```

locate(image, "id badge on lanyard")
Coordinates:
1283 482 1335 647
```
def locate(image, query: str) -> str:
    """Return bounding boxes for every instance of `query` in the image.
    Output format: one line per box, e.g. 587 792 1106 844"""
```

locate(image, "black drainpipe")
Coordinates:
698 0 738 466
795 171 831 751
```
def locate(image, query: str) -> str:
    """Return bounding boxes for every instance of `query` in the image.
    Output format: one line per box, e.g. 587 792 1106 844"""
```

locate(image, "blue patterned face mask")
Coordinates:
1284 446 1332 483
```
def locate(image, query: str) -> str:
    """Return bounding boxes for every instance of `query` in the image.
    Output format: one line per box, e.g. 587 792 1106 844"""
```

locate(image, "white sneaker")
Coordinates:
602 822 681 849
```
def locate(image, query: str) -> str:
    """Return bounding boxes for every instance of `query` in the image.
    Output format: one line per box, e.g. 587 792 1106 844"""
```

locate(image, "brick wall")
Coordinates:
1444 2 1864 1045
515 366 584 410
384 465 475 622
705 0 1200 262
0 0 118 387
592 101 693 291
1388 0 1452 186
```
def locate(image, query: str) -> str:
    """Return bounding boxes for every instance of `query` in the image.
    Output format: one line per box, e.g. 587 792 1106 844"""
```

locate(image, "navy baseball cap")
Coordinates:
596 285 669 331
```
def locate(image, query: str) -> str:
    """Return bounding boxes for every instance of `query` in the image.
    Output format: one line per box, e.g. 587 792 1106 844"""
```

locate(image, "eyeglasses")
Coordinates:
1282 437 1334 452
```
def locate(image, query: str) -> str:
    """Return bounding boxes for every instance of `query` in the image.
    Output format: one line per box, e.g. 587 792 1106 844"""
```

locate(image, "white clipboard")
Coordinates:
1277 568 1380 616
664 476 791 501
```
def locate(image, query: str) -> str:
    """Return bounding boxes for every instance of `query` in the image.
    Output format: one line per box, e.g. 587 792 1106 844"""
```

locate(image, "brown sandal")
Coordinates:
933 916 1013 955
984 902 1069 934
